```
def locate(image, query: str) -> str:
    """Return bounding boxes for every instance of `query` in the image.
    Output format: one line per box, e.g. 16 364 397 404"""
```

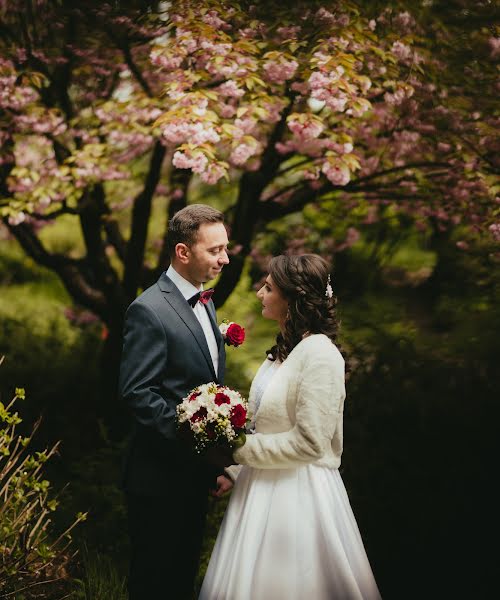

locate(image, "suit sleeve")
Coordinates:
233 347 345 469
119 301 176 440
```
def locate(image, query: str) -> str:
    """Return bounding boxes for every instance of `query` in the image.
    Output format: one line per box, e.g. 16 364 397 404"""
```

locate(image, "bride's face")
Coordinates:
257 275 288 323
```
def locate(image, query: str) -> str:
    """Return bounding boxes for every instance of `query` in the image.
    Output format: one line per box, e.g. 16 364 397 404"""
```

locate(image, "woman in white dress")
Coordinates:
199 254 381 600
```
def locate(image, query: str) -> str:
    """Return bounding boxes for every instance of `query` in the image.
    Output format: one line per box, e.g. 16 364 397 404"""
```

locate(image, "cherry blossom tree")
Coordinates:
1 0 497 408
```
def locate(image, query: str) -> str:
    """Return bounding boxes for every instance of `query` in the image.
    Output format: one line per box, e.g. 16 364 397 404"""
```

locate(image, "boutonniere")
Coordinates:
219 319 245 347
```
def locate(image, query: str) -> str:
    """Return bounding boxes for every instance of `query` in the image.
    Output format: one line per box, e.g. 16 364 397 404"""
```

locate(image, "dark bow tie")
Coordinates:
188 289 214 308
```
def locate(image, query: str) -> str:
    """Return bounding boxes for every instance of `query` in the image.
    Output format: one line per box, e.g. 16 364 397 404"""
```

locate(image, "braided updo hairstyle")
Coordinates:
266 254 345 365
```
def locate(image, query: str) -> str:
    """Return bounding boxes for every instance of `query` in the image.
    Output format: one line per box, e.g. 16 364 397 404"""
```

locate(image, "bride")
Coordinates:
199 254 381 600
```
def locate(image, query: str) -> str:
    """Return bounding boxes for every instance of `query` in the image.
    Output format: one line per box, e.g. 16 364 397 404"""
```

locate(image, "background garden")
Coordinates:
1 0 498 598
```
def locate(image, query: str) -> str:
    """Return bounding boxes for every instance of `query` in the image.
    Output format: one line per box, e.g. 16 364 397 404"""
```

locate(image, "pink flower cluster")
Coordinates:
217 80 245 98
14 111 66 136
230 142 260 166
287 116 324 142
321 158 351 186
200 162 227 185
489 223 500 242
263 58 299 84
308 68 350 113
172 150 208 174
161 120 220 145
202 10 231 30
391 41 412 63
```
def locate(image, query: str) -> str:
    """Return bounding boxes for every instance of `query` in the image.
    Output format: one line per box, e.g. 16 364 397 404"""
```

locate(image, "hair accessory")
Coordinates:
325 274 333 299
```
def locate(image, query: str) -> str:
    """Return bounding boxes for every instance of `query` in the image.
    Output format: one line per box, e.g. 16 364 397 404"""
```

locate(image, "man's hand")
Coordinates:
210 475 233 498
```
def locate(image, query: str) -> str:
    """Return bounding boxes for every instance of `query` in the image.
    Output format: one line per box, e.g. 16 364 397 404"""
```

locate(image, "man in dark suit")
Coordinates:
119 204 234 599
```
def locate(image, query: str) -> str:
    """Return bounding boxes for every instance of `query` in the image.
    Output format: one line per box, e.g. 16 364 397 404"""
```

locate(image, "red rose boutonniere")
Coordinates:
219 319 245 347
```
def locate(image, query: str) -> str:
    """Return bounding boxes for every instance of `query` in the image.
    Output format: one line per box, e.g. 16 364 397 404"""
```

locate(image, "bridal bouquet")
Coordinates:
176 382 248 453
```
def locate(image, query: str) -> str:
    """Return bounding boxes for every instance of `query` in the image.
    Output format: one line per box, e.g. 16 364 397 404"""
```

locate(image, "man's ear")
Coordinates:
175 243 190 264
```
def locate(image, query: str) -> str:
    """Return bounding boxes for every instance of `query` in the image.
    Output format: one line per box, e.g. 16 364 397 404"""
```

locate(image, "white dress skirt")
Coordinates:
199 358 381 600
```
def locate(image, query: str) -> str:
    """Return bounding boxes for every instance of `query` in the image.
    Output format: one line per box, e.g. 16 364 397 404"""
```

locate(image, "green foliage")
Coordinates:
71 546 127 600
0 372 87 597
218 263 276 396
0 258 101 453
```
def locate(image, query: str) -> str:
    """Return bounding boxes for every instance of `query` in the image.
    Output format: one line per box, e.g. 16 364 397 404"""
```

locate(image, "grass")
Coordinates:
71 546 127 600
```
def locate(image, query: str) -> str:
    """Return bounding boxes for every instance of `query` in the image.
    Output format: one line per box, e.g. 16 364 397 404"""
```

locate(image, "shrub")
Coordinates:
0 358 86 598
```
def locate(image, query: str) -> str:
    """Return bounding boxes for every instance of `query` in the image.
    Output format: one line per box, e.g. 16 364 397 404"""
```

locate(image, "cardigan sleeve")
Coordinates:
233 341 345 469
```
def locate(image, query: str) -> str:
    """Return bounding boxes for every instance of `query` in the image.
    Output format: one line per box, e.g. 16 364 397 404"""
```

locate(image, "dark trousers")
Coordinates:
126 483 209 600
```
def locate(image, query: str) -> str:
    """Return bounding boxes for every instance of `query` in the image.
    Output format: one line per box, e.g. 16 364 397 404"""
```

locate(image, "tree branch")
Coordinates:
354 161 451 186
152 164 191 284
3 219 108 317
123 141 166 301
120 39 152 97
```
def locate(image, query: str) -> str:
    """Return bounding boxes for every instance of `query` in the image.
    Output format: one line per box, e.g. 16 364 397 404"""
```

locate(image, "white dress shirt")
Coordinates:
166 265 219 376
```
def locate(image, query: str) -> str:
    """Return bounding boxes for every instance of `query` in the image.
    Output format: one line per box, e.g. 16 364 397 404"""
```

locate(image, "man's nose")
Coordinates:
219 250 229 264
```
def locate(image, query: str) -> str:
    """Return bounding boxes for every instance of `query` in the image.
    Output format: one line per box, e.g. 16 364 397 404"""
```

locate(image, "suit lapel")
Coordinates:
205 302 226 382
158 273 217 381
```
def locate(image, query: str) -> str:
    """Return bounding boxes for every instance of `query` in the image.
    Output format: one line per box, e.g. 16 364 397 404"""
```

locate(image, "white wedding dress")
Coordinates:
199 359 381 600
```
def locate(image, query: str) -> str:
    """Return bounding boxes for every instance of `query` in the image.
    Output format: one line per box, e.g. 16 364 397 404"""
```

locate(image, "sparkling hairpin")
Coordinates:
325 274 333 299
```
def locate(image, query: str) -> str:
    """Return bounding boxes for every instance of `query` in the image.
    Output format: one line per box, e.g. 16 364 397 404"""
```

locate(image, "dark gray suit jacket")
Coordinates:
119 272 226 495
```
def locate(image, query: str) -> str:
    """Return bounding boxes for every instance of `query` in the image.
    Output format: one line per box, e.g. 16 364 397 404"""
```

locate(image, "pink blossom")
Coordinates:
172 150 208 174
291 81 309 95
322 160 351 185
288 117 324 141
200 162 227 184
150 49 184 70
202 10 229 30
303 167 321 180
200 40 232 56
312 88 348 112
275 141 295 155
309 71 332 90
488 37 500 59
437 142 452 153
219 103 237 118
456 241 469 250
384 88 408 106
391 41 412 62
314 8 336 25
276 26 301 39
230 142 259 166
263 59 298 84
8 212 26 226
394 12 414 32
161 120 220 145
489 223 500 242
175 28 198 53
234 117 257 136
171 188 184 200
217 81 245 98
344 227 361 247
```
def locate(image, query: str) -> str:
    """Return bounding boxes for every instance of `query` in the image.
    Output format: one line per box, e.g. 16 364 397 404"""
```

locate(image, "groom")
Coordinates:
119 204 233 599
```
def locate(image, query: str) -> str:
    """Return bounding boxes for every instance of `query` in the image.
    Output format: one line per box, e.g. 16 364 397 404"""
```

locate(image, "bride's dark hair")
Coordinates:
266 254 346 365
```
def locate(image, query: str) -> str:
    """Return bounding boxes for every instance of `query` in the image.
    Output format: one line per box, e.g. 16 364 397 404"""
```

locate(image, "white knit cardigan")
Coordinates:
232 334 346 471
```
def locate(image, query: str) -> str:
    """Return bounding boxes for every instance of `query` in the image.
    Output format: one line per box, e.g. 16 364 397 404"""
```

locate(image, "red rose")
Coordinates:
205 422 216 439
226 323 245 347
214 392 230 405
191 407 207 422
189 391 201 402
230 404 247 429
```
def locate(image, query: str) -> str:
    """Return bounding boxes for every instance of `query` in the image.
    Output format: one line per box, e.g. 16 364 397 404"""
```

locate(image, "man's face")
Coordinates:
184 222 230 285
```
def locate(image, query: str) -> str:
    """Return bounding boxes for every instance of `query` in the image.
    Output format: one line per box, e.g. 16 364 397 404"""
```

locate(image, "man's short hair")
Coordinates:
167 204 225 257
